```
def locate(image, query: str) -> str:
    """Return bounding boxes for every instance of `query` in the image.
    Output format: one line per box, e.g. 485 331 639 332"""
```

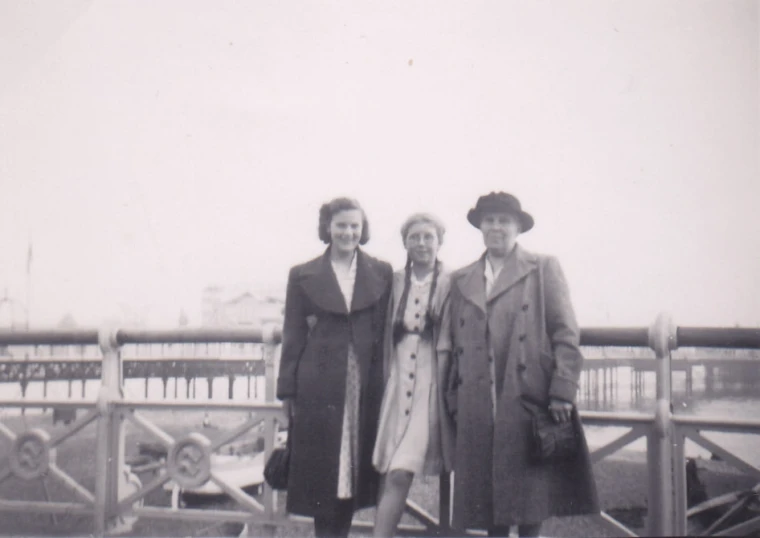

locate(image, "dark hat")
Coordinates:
467 191 534 232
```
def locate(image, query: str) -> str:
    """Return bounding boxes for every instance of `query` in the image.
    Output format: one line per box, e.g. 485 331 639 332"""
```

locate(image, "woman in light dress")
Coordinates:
372 213 456 537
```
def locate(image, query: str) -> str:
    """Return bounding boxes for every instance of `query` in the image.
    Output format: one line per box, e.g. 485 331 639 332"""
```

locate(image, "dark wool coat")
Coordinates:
276 248 393 518
448 246 599 530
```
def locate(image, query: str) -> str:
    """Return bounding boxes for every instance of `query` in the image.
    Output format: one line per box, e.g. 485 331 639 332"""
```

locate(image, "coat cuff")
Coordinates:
549 376 578 403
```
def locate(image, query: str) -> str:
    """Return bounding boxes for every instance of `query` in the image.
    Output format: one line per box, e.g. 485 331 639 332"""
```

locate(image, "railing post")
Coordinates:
94 326 133 536
438 472 451 535
646 312 677 536
251 323 281 538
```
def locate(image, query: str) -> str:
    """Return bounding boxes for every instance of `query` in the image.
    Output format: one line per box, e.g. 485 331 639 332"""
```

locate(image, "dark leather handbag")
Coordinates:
522 397 581 464
264 426 291 490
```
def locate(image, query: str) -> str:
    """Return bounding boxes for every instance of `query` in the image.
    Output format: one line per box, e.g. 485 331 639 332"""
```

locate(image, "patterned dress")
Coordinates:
331 255 360 498
373 271 435 474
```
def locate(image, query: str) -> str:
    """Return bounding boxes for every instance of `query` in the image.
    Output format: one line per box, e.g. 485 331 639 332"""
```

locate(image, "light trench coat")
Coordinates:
448 245 599 529
372 267 456 475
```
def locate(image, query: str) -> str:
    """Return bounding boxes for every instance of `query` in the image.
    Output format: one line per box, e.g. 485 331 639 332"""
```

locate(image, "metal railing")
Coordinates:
0 325 288 537
1 315 759 536
578 315 760 537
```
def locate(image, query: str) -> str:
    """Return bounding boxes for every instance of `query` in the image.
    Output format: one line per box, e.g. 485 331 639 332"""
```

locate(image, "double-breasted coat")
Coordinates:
372 268 456 475
276 248 393 518
447 245 599 529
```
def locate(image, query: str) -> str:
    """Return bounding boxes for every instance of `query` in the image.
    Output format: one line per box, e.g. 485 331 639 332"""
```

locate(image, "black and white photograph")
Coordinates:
1 1 759 537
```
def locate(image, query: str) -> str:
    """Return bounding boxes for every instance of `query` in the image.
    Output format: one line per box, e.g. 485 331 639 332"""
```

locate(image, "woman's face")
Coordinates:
480 211 521 256
405 221 440 268
329 209 363 254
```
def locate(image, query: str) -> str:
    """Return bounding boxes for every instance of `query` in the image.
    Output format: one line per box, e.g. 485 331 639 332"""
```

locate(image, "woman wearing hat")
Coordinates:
446 192 599 537
371 213 455 537
276 197 393 538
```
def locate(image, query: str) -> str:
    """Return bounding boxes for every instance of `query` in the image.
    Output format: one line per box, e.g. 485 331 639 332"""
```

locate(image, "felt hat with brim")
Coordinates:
467 191 534 232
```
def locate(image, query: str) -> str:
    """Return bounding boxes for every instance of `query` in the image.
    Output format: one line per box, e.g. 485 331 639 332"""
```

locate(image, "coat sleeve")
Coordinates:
381 278 396 385
276 266 308 400
437 286 458 421
543 256 584 403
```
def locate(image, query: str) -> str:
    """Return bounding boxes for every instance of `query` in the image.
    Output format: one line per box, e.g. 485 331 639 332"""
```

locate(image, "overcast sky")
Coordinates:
1 0 758 329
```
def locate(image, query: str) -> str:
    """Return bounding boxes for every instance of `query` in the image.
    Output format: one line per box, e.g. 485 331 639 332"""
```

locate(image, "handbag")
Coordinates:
264 423 291 490
522 396 580 464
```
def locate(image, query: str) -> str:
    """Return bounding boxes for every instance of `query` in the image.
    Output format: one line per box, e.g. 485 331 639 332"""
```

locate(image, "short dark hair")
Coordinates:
318 197 370 245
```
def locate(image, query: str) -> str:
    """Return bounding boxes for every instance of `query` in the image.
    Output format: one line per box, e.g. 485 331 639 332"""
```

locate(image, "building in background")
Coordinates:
201 286 284 328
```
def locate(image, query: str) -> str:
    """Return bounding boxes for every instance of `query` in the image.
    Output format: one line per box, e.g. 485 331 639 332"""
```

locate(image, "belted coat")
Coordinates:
447 245 599 529
276 248 393 518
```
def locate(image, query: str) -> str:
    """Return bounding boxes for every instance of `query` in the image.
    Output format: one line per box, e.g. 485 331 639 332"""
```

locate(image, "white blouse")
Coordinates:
331 252 358 311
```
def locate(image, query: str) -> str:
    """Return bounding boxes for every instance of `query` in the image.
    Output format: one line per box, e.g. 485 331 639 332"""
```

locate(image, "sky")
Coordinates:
0 0 758 329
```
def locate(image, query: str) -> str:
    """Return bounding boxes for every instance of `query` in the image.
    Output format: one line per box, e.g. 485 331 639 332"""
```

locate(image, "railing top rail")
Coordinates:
677 327 760 349
2 325 757 349
0 329 99 346
579 327 649 347
0 327 283 346
116 327 283 345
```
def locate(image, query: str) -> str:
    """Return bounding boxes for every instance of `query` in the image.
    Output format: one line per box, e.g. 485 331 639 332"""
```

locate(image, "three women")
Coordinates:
277 192 598 538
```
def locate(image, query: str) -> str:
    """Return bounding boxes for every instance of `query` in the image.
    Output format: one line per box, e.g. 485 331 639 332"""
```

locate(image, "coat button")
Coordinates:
409 373 415 380
488 356 493 363
415 298 419 304
415 313 420 319
519 334 526 342
405 409 410 416
407 391 412 397
411 353 416 360
522 304 529 311
460 318 465 327
414 326 419 331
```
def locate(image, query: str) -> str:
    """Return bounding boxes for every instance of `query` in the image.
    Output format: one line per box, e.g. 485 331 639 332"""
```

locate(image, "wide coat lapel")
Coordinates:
486 244 538 303
299 249 348 314
454 257 487 315
351 249 389 312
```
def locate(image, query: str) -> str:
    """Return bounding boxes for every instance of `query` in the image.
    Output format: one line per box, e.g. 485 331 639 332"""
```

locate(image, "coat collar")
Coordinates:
453 245 538 313
300 247 387 314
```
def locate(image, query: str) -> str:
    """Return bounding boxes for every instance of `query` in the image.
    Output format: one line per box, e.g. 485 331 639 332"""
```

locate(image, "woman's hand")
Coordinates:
549 397 573 423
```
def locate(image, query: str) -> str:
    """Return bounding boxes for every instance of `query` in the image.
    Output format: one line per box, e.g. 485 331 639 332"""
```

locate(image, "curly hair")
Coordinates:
318 197 370 245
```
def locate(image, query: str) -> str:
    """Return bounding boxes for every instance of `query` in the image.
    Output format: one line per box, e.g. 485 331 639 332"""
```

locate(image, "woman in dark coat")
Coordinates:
276 197 393 538
447 192 599 537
